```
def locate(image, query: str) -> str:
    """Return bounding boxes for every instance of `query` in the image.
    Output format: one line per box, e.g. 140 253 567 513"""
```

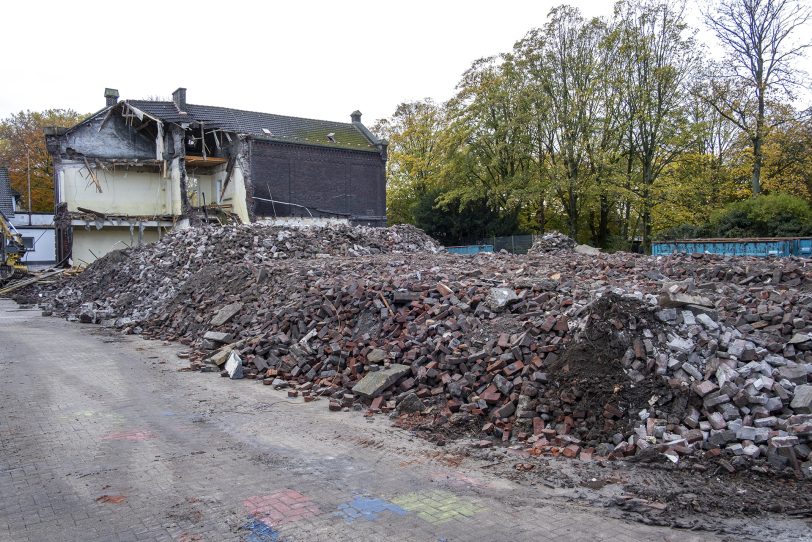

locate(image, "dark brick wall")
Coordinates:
249 140 386 226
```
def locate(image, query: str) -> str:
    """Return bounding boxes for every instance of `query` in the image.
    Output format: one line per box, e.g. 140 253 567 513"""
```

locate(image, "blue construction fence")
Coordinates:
652 237 812 258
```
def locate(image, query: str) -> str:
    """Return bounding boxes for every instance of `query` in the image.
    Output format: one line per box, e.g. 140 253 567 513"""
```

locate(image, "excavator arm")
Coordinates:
0 212 29 282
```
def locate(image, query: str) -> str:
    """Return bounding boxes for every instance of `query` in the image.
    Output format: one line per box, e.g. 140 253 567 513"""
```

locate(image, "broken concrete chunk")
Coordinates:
695 313 719 331
396 392 425 413
656 308 678 322
667 336 695 354
778 365 810 385
203 331 233 343
485 288 519 312
225 351 244 379
366 348 387 363
788 333 811 345
211 302 243 326
727 339 756 360
659 291 714 309
352 364 411 398
791 385 812 414
574 244 600 255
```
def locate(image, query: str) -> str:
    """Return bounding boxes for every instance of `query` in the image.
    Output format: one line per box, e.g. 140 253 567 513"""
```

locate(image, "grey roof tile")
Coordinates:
125 100 379 152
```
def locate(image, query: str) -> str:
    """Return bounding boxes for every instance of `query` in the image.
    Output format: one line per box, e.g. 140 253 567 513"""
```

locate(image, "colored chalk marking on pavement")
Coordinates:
242 516 283 542
243 489 320 526
101 429 156 441
335 495 408 523
391 490 485 524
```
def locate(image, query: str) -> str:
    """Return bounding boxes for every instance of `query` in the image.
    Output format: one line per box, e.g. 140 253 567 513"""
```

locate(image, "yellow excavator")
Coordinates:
0 212 28 283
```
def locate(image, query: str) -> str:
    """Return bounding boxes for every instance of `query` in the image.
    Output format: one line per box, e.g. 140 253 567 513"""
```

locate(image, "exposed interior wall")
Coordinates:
62 112 156 160
14 227 56 264
186 164 228 208
71 227 160 266
61 162 174 216
222 163 250 224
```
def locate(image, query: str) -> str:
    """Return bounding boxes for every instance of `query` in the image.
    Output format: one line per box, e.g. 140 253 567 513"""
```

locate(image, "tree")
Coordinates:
515 7 611 241
0 109 85 212
442 56 533 220
704 0 812 195
613 0 698 253
760 107 812 197
372 100 449 225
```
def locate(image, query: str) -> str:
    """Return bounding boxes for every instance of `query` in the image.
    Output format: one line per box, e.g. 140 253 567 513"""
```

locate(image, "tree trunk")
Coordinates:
536 198 546 234
642 208 652 255
568 187 578 240
751 134 763 195
598 193 610 248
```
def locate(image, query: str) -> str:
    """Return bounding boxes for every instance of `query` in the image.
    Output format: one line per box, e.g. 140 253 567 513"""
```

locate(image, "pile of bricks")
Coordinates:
37 224 812 476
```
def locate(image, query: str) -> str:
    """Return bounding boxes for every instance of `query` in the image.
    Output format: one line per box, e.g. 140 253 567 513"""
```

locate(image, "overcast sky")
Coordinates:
1 0 810 126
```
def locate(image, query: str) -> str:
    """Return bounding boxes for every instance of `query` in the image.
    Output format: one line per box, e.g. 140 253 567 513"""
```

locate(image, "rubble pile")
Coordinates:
526 231 577 254
33 225 812 476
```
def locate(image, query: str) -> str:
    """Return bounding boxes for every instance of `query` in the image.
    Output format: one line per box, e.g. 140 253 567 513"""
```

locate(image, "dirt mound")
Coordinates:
542 294 685 445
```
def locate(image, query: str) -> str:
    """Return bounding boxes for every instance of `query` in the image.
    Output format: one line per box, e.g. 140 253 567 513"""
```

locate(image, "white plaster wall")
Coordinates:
72 228 160 266
14 227 56 264
169 159 182 215
222 164 250 223
63 163 175 216
10 213 53 227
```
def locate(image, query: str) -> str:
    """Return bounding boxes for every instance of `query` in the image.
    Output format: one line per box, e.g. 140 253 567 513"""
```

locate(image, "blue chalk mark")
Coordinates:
242 516 282 542
335 496 408 524
161 411 175 416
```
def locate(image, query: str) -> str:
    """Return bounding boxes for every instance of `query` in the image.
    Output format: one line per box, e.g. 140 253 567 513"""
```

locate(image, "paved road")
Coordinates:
0 300 713 542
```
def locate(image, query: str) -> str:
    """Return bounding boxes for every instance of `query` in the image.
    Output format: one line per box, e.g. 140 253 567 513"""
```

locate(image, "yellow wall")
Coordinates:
72 227 160 266
187 168 228 208
63 165 175 216
222 164 250 223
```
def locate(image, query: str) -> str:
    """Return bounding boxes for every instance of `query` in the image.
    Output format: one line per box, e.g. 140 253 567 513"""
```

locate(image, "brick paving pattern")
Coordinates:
243 491 320 526
0 300 716 541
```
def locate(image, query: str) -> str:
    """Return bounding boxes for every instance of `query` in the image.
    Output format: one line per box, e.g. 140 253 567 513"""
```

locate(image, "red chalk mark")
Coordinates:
243 489 320 525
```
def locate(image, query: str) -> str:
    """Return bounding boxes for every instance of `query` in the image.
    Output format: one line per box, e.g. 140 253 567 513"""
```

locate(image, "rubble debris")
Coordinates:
527 231 577 253
19 221 812 476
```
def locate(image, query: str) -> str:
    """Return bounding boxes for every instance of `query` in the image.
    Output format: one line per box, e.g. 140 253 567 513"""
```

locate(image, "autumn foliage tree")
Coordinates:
0 110 85 213
375 0 812 250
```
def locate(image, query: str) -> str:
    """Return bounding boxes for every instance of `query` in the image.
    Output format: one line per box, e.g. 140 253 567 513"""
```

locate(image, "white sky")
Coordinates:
1 0 810 126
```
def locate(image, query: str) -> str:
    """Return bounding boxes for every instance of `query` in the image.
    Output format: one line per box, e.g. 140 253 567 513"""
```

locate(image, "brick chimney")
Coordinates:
104 88 119 107
172 87 187 113
351 110 362 123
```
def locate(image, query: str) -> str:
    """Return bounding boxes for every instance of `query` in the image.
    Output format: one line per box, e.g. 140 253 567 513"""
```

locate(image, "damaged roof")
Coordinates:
0 166 15 219
125 100 381 152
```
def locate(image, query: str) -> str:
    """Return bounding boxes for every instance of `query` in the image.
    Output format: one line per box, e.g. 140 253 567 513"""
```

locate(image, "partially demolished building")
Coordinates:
45 88 388 265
